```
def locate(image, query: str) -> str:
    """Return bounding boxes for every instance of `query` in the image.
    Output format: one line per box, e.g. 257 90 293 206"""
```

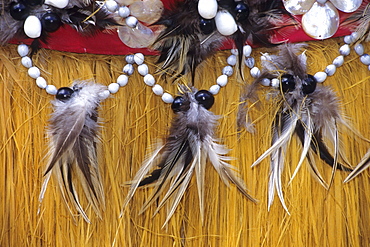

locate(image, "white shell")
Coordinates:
343 35 353 44
339 44 350 56
330 0 363 13
301 2 339 40
351 32 359 40
244 56 255 68
126 16 138 28
271 78 279 88
17 44 29 57
282 0 315 15
45 85 58 95
24 16 42 39
325 64 336 76
316 0 327 4
123 64 134 75
227 55 237 66
243 45 252 57
36 77 47 89
231 49 238 55
161 93 174 103
118 6 130 18
28 66 40 79
125 54 135 64
215 10 237 36
314 71 327 83
99 90 111 100
360 54 370 65
260 78 271 87
134 53 145 65
108 83 120 94
250 67 261 78
44 0 69 8
222 65 233 76
105 0 118 12
333 55 344 67
117 74 129 87
144 74 155 86
216 74 228 87
138 64 149 76
21 56 32 68
209 85 221 95
198 0 217 19
354 44 364 56
152 84 164 96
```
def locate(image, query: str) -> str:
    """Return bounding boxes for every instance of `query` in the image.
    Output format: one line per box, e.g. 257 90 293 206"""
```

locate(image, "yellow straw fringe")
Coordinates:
1 38 370 246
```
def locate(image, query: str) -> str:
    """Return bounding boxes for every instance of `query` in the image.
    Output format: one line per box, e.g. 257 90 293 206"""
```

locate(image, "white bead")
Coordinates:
198 0 217 19
354 43 364 56
215 10 237 36
108 83 120 93
325 64 336 76
36 77 47 89
244 56 255 68
209 85 221 95
138 64 149 76
123 64 134 75
144 74 155 86
134 53 145 65
126 16 138 28
17 44 29 57
125 54 135 64
28 66 40 79
333 55 344 67
260 78 270 86
117 74 128 87
250 67 260 78
99 90 111 100
161 92 174 103
343 35 353 44
152 84 164 96
368 65 370 71
24 16 42 39
316 0 326 4
118 6 130 18
21 56 32 68
314 71 327 83
339 44 350 56
230 49 238 55
227 55 237 66
271 78 279 88
44 0 69 8
45 85 57 95
216 74 228 87
243 45 252 57
222 65 233 76
351 32 359 41
105 0 118 12
360 54 370 65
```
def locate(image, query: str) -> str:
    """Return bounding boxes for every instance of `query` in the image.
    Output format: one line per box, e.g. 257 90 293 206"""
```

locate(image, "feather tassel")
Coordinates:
38 81 107 223
240 44 352 212
121 86 257 226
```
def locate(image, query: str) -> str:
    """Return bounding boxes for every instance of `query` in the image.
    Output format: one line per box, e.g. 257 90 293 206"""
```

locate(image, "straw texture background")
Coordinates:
1 38 370 246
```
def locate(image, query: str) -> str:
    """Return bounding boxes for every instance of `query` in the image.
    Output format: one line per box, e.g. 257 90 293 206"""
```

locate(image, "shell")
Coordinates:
215 10 237 36
198 0 218 19
24 16 42 39
44 0 69 9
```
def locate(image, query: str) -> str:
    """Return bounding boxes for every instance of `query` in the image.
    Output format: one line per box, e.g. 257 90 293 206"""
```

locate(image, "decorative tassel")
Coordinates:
38 81 107 223
121 86 257 226
238 44 352 212
152 0 291 81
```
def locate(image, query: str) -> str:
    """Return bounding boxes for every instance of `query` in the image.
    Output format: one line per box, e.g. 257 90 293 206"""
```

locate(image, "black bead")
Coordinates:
195 90 214 110
199 18 215 35
56 87 74 101
41 12 62 33
171 96 185 112
302 74 317 95
217 0 236 9
234 2 249 21
280 74 295 93
25 0 44 6
9 2 29 21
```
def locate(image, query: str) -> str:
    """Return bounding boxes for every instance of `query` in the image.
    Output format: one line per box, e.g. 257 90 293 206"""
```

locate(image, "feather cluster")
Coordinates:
39 81 107 223
344 2 370 42
238 44 352 212
152 0 291 80
122 86 256 226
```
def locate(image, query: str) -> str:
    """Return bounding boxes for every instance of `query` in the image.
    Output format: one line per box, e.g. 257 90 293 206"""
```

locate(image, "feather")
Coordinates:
38 81 107 223
343 3 370 42
152 0 292 81
121 86 257 226
239 43 352 212
344 149 370 183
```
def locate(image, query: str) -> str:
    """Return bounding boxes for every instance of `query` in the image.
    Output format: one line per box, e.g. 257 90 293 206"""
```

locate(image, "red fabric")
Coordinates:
10 0 355 55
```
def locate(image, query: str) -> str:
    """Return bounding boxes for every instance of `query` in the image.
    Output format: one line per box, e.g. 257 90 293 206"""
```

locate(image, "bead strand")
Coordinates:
343 32 370 69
